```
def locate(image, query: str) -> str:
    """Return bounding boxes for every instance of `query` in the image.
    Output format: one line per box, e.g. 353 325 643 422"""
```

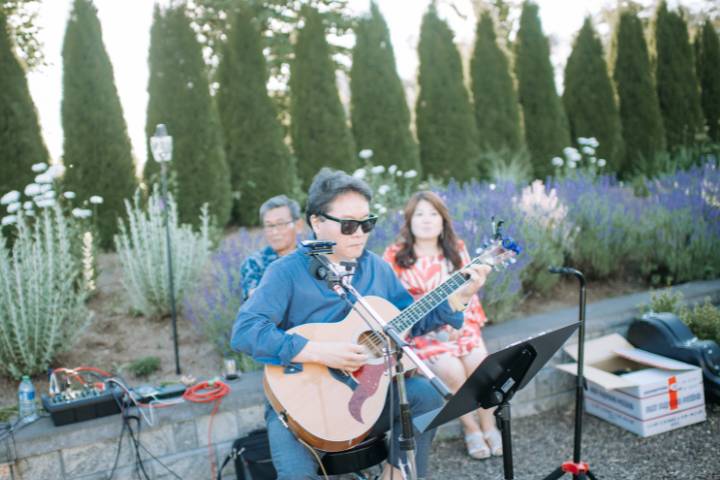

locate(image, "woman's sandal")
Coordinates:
464 431 491 459
483 428 503 456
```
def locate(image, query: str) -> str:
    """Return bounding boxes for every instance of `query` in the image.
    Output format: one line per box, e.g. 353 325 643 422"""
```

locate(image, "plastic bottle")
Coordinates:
18 375 39 423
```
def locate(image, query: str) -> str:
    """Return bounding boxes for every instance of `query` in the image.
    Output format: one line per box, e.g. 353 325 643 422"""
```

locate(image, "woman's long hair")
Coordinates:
394 191 463 271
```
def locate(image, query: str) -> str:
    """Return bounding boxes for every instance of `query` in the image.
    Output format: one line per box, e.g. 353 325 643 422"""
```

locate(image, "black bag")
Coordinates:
628 312 720 403
218 428 277 480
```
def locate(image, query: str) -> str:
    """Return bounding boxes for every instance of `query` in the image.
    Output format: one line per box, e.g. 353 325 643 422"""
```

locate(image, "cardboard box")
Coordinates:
557 333 706 437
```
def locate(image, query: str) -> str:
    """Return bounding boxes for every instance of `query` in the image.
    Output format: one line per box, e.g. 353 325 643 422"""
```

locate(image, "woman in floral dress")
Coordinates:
383 191 503 460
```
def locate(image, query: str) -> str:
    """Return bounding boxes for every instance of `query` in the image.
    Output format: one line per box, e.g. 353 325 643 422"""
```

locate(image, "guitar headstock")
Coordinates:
473 217 522 271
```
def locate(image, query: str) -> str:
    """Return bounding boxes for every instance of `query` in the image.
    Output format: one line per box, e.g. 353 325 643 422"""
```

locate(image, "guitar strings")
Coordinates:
357 246 514 355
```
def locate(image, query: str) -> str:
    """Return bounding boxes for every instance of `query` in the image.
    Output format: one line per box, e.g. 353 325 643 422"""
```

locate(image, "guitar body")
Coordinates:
264 296 403 452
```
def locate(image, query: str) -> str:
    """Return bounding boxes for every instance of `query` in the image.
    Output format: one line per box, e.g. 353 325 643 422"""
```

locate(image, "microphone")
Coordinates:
308 256 347 299
309 256 328 280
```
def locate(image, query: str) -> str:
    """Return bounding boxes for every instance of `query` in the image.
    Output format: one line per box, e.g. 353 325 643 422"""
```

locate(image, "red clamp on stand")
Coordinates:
561 461 590 475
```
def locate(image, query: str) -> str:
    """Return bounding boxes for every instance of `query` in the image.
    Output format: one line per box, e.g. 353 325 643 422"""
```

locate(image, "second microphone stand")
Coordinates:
542 267 598 480
310 252 451 480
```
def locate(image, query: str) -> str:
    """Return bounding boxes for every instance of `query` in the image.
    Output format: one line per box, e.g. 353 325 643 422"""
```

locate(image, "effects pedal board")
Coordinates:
42 385 121 426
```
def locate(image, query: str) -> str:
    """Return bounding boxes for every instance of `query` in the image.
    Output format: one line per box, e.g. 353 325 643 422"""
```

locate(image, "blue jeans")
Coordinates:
266 376 443 480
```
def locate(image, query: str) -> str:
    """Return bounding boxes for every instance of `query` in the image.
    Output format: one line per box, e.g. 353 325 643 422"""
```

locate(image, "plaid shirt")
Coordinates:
240 245 279 301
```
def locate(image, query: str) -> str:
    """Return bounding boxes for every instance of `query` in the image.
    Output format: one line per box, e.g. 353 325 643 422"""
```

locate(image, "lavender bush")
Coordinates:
641 162 720 283
552 173 647 279
183 228 265 372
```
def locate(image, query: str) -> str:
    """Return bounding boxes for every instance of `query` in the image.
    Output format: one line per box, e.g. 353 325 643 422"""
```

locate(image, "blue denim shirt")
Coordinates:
231 246 464 366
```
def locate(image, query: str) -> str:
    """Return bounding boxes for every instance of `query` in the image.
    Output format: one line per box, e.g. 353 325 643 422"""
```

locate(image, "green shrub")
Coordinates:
480 149 533 185
114 185 212 319
685 298 720 345
128 356 161 378
643 290 720 344
0 204 93 378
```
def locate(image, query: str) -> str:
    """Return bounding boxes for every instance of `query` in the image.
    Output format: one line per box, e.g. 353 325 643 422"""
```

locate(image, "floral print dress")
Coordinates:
383 240 488 361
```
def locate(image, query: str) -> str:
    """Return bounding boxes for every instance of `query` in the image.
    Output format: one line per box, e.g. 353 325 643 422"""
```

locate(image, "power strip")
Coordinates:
133 383 187 403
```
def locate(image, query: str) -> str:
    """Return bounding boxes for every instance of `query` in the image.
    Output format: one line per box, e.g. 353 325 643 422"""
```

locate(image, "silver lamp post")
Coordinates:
150 124 181 375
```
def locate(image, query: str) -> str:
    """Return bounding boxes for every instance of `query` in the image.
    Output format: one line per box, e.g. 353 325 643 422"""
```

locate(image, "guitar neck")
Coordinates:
388 257 484 333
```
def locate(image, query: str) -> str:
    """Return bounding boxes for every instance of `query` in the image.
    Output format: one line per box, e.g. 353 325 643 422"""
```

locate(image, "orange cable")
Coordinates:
182 380 230 480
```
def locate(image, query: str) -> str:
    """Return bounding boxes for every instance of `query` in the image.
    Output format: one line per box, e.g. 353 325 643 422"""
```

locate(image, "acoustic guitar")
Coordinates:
264 236 520 452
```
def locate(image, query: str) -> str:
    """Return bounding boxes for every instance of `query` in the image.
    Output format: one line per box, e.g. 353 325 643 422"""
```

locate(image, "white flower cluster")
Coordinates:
551 138 607 174
1 163 102 228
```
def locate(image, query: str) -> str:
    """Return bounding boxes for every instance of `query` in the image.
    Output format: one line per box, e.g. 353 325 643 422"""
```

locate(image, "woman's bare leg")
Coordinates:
427 353 482 435
459 348 497 432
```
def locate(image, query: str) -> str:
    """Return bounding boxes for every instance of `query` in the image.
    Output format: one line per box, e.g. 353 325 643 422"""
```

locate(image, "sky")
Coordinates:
24 0 671 168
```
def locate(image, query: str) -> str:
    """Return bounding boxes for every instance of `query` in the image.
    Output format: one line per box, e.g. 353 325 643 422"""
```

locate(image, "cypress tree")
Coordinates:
62 0 137 249
0 12 48 198
145 4 231 228
609 10 665 176
653 2 704 150
695 20 720 143
290 6 356 187
216 6 293 225
416 6 479 181
514 2 570 179
350 2 419 173
470 11 523 153
562 17 623 171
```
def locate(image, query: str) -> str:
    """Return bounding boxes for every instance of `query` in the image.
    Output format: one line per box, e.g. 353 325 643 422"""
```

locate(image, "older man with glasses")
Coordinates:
232 168 491 480
240 195 304 301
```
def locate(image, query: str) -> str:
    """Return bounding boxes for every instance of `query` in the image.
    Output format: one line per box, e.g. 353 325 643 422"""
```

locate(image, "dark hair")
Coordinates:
305 168 373 226
259 195 301 222
394 191 463 271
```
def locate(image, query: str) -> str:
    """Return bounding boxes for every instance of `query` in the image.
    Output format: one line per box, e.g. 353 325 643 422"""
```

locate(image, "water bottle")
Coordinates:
18 375 38 423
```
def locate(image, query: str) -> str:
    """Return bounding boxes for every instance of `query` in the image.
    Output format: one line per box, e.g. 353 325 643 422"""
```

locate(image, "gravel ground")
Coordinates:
428 401 720 480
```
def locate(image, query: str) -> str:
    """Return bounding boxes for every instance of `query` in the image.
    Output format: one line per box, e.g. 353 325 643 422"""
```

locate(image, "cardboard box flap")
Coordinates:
614 348 697 371
563 333 634 364
556 363 636 390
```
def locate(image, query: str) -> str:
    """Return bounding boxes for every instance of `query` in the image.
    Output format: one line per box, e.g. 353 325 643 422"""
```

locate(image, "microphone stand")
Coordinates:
541 267 598 480
309 252 452 480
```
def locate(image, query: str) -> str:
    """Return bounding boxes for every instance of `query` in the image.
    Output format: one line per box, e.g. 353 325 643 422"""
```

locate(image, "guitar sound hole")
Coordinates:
357 331 387 358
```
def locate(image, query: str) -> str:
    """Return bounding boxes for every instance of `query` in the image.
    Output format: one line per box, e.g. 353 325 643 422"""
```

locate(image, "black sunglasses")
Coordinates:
320 212 378 235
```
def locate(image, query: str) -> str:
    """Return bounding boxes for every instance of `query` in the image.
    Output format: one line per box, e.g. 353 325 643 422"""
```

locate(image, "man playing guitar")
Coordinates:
231 168 490 480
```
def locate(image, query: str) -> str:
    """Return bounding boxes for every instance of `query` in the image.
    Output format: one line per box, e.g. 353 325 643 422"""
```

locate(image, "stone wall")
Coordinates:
2 280 718 479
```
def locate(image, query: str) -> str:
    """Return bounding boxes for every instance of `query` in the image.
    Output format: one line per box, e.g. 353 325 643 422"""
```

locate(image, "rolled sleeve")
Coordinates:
231 263 308 366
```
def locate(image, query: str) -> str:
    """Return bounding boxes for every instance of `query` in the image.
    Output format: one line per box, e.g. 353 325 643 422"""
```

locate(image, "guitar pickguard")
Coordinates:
332 359 394 424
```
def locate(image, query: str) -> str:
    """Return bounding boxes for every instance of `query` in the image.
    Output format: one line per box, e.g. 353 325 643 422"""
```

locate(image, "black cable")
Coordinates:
107 417 127 480
125 416 152 480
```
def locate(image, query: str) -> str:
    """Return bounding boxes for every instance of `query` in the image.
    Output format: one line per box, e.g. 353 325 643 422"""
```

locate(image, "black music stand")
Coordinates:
414 323 579 480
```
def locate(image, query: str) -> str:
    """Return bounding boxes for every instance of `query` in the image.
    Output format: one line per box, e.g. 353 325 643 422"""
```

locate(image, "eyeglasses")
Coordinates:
320 212 378 235
263 220 295 232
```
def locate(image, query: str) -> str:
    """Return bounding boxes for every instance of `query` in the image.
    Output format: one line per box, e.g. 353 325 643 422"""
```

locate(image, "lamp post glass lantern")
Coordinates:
151 124 181 375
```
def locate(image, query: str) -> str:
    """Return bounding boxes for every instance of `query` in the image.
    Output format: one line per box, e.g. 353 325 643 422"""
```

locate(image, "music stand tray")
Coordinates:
414 322 579 480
